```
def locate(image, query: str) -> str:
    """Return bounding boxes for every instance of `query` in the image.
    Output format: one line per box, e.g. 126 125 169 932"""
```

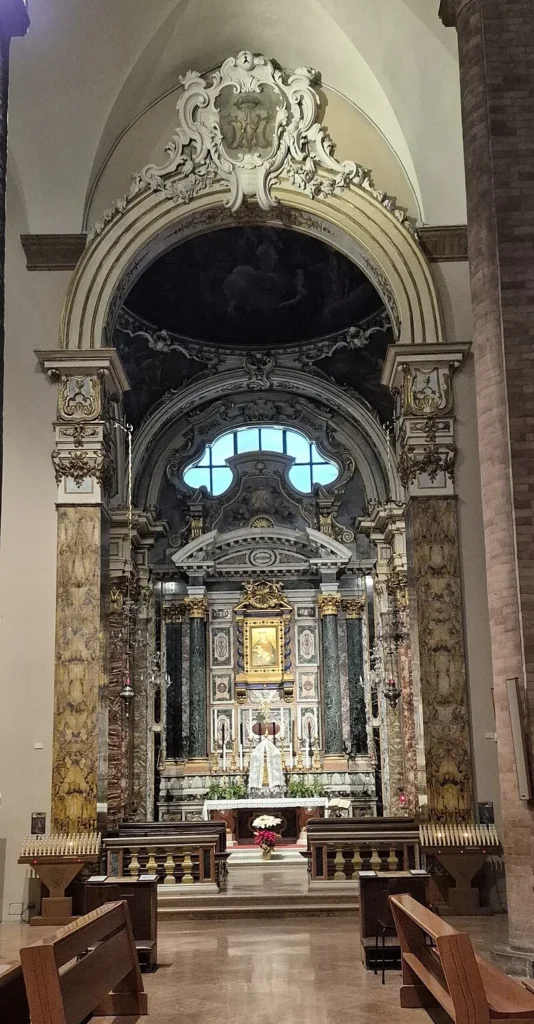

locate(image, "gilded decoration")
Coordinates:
52 449 111 488
317 593 342 618
235 579 294 693
184 596 208 619
398 420 456 488
343 599 365 620
235 579 292 612
401 364 453 417
407 497 473 821
57 374 102 421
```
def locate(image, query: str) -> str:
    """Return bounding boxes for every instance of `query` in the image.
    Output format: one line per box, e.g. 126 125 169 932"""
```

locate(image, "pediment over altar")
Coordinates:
171 525 351 580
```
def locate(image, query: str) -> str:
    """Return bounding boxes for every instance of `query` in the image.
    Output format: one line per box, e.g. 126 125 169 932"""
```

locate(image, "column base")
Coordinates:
323 755 348 771
491 943 534 978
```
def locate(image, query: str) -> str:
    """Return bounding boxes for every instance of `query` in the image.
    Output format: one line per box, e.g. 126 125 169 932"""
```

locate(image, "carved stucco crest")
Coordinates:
57 375 102 421
88 51 415 240
402 364 453 417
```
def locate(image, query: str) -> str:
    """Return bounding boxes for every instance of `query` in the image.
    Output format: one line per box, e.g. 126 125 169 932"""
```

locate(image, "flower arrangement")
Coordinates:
252 815 282 859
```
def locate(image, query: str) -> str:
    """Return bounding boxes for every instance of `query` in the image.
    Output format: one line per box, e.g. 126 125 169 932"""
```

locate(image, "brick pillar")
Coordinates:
440 0 534 965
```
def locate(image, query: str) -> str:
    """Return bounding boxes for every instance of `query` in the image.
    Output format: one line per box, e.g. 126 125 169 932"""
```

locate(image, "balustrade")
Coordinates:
103 833 228 889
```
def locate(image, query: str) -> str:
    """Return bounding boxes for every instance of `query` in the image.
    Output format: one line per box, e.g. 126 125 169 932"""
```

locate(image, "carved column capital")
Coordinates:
164 603 185 624
381 343 470 499
184 596 208 620
343 599 365 620
317 593 341 618
36 349 129 506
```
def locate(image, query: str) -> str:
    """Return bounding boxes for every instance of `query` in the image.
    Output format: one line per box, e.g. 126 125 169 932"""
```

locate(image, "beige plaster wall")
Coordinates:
431 260 501 830
0 170 70 920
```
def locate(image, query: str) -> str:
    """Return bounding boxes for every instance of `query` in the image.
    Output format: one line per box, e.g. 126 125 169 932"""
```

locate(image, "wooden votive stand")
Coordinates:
18 833 101 926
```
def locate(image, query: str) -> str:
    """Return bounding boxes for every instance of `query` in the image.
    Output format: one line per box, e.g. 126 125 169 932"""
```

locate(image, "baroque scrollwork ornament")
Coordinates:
398 420 456 489
57 375 102 421
51 449 112 489
235 579 292 612
88 51 415 239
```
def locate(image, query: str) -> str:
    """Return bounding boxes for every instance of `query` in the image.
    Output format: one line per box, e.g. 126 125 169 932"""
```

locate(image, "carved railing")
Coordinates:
102 835 228 889
305 817 420 882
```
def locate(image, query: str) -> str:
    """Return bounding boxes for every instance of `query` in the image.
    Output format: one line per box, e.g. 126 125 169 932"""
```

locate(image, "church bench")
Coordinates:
0 961 30 1023
19 900 147 1024
389 893 534 1024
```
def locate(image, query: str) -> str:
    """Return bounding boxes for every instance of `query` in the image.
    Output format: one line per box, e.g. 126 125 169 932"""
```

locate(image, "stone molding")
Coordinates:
418 225 468 261
21 233 86 271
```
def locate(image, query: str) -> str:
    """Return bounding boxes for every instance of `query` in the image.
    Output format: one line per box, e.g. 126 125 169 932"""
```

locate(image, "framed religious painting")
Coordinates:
241 618 283 683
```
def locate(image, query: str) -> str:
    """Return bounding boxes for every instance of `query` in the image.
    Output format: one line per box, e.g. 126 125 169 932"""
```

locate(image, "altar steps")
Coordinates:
157 861 359 919
157 891 359 919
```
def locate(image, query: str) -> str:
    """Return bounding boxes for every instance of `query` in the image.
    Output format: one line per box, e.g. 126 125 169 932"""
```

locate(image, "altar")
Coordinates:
202 797 329 844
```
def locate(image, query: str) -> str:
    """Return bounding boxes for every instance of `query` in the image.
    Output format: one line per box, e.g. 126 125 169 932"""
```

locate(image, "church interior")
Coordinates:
1 1 534 1022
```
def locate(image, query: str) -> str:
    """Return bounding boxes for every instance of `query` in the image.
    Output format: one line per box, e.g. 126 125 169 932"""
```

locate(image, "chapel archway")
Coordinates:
43 51 474 835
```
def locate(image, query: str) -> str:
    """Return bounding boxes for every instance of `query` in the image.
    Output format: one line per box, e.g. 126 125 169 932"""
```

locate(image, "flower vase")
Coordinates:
261 845 273 861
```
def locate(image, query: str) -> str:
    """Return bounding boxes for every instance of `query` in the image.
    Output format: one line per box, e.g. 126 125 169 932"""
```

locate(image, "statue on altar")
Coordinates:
248 727 285 798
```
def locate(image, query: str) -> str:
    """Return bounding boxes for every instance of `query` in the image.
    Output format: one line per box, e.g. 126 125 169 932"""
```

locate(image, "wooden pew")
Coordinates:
84 877 158 971
390 893 534 1024
0 962 30 1024
20 900 147 1024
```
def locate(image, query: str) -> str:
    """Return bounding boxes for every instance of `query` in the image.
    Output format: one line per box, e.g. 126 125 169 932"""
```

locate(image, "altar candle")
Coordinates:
239 744 243 772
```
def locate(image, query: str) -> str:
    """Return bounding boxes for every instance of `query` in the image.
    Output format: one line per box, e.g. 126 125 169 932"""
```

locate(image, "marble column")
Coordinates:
318 593 343 756
343 600 368 754
185 596 208 760
164 604 184 760
107 575 134 826
38 350 129 832
441 0 534 967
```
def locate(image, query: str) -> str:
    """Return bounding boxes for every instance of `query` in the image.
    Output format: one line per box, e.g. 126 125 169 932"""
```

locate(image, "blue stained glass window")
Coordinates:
183 426 339 496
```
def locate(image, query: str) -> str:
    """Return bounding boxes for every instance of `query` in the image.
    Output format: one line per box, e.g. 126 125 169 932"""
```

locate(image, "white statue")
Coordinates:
248 727 285 798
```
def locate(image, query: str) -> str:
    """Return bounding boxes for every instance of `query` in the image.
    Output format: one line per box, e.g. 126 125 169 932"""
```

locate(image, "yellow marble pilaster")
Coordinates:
52 506 108 832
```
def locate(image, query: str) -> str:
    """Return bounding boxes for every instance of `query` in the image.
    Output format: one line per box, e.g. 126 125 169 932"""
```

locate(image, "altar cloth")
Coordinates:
202 797 329 820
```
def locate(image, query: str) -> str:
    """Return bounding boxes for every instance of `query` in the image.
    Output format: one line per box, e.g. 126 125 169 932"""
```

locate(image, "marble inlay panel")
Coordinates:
407 496 473 821
52 507 104 832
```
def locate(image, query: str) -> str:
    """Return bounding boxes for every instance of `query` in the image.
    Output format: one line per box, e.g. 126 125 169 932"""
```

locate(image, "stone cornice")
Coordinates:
35 348 131 396
21 234 87 271
418 225 467 262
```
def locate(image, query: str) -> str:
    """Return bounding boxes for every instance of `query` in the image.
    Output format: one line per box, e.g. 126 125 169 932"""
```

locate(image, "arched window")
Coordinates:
183 426 339 496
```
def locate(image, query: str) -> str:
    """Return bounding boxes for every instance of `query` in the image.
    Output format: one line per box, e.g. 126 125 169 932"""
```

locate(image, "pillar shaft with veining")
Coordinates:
343 601 368 754
185 597 208 760
318 594 343 755
165 605 184 760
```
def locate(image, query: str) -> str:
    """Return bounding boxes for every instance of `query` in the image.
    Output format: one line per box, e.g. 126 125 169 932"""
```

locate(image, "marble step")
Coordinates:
228 849 305 865
157 889 359 918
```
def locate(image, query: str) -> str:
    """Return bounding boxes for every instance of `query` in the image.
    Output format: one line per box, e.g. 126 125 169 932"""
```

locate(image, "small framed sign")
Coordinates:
31 812 46 835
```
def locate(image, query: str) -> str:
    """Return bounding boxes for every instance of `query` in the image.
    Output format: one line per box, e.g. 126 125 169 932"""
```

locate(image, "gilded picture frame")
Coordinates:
241 616 283 683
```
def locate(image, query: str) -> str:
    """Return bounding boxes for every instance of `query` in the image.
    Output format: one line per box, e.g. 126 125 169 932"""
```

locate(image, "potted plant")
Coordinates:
252 815 282 860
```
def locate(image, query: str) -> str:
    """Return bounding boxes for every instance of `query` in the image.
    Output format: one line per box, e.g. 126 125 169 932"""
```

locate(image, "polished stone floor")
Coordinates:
0 912 509 1024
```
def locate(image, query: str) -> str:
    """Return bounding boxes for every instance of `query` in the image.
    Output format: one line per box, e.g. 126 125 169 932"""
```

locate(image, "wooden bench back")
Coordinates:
0 962 30 1024
390 894 490 1024
20 900 147 1024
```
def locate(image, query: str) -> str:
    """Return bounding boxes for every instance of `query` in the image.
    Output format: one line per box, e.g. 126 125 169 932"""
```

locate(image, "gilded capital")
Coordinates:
317 593 341 618
343 599 365 620
184 596 208 620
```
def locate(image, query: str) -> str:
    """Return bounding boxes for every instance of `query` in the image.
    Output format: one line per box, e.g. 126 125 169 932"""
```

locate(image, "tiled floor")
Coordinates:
0 912 509 1024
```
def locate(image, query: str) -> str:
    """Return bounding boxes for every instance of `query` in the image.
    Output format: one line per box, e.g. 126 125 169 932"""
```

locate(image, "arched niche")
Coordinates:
61 183 443 354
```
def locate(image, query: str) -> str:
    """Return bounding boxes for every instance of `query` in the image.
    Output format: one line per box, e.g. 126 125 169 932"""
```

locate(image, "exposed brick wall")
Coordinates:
447 0 534 949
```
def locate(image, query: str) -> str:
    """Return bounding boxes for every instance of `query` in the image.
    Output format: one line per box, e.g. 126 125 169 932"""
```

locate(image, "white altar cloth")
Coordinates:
202 797 329 820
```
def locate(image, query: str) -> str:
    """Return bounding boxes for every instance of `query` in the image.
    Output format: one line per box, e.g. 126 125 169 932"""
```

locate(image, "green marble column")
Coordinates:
343 600 368 754
185 597 208 760
318 594 343 755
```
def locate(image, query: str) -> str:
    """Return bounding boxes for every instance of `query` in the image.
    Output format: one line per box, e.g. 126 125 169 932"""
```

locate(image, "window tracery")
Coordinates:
183 426 339 495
